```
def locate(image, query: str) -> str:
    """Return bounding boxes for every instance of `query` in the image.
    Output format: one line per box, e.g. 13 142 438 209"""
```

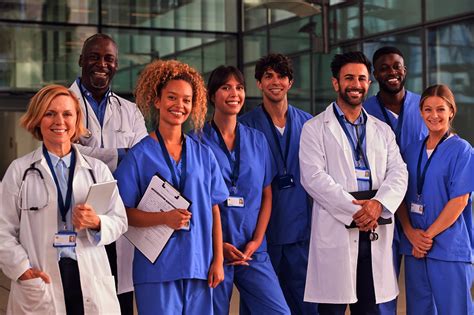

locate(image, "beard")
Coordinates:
379 76 406 94
339 88 367 107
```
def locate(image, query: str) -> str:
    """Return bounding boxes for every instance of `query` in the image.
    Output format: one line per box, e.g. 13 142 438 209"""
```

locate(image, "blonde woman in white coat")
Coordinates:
0 85 127 314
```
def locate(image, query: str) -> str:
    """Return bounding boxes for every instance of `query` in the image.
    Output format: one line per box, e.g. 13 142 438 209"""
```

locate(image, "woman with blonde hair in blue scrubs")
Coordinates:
398 84 473 314
196 65 290 314
114 60 229 314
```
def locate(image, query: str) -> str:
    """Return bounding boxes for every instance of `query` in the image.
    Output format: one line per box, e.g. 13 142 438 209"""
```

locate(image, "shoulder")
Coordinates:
239 106 263 124
363 95 378 108
447 135 472 153
367 113 392 133
289 105 312 121
113 93 138 109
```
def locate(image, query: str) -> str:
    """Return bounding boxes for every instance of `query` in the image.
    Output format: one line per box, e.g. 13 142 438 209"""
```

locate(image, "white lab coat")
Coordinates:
69 81 148 172
70 81 148 294
299 103 408 304
0 145 128 314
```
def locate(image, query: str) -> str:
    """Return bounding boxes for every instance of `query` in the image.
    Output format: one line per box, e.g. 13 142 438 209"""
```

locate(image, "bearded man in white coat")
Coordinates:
299 51 408 314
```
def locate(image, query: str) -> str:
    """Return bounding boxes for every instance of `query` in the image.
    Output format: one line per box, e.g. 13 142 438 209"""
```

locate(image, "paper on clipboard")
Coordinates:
85 180 117 214
124 174 191 263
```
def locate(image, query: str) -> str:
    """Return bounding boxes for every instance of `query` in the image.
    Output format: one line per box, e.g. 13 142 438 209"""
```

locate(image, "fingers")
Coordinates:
166 209 192 230
226 260 250 266
73 205 100 230
352 199 368 206
207 265 224 288
37 270 51 284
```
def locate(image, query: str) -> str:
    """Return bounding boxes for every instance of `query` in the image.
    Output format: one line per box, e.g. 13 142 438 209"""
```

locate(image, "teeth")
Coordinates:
93 72 107 77
388 78 398 83
170 111 183 117
227 101 239 105
51 129 66 133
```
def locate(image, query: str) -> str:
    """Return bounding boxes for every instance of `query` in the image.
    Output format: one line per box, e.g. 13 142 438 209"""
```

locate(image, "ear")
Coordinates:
288 79 294 90
331 77 340 93
78 55 83 67
210 94 215 104
154 98 161 110
256 80 263 91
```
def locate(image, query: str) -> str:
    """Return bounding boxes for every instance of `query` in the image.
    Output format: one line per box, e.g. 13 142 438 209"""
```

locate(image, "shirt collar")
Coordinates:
334 102 365 125
76 77 111 101
47 151 72 168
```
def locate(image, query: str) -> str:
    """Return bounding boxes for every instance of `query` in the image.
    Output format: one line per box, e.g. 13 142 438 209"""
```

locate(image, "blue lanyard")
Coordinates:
43 145 76 223
155 129 187 192
333 104 372 189
376 92 406 144
210 120 241 190
261 105 292 174
416 132 449 196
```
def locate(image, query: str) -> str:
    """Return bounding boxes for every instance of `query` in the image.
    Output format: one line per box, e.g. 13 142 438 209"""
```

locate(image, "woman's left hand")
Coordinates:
72 204 101 231
242 240 260 261
207 261 224 288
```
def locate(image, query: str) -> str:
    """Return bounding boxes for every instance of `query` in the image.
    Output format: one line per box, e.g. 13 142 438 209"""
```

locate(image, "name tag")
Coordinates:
53 231 77 248
355 167 370 181
226 196 245 208
410 202 424 215
277 174 295 190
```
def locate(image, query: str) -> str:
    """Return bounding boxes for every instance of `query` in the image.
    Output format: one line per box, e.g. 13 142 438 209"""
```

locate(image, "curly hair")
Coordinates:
134 59 207 131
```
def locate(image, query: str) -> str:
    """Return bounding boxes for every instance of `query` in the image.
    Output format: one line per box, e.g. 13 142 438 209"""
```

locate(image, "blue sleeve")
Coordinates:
117 148 127 164
449 144 474 198
114 152 142 208
209 150 229 205
261 136 276 187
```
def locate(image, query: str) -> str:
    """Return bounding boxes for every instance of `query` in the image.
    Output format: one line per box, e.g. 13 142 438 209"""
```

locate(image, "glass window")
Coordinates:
104 28 237 93
0 0 97 24
363 31 423 97
243 64 260 98
269 18 310 55
102 0 237 32
0 23 96 91
329 2 360 44
243 30 268 64
427 0 474 21
288 54 311 114
363 0 421 36
244 4 268 31
427 19 474 145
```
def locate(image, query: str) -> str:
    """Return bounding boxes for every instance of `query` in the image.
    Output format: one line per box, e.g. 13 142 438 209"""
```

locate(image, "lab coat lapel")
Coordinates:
324 104 354 165
365 112 379 188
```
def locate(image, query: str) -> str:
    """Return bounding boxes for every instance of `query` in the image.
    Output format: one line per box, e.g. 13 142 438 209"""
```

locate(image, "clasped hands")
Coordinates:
223 241 259 266
352 199 383 232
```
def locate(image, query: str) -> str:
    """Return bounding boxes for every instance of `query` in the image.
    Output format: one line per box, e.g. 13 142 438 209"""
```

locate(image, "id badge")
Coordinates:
226 196 245 208
410 202 424 215
53 230 77 248
277 174 295 190
355 167 370 181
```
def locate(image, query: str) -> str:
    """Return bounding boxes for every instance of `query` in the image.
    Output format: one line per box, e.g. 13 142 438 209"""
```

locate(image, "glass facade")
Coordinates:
0 0 473 170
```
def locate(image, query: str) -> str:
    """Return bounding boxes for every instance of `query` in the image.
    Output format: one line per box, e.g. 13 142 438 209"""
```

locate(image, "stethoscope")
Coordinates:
77 79 125 138
18 162 96 211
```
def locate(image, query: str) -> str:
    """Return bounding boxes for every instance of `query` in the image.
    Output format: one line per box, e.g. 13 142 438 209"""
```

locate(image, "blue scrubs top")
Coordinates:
195 122 275 253
400 135 474 262
364 90 428 153
114 135 229 284
239 105 312 245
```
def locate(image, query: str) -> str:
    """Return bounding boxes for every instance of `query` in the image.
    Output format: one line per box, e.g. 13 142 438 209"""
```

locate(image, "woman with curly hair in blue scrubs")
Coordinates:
115 60 229 314
398 84 474 314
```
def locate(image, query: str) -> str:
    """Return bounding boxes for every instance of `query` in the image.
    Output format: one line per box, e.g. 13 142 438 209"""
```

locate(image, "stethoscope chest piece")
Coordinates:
84 129 92 138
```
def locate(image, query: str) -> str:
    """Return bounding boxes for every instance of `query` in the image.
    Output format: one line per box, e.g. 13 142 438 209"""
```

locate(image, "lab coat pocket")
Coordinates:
9 277 54 314
93 275 120 314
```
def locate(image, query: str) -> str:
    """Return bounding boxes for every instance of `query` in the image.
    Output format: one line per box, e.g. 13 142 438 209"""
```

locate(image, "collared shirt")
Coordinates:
77 77 110 128
333 103 370 191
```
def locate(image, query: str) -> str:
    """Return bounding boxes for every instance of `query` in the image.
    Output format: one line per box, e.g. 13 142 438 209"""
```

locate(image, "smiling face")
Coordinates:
40 95 77 155
155 79 193 129
420 96 453 135
373 53 407 94
257 68 293 104
79 37 118 99
213 75 245 117
332 63 371 108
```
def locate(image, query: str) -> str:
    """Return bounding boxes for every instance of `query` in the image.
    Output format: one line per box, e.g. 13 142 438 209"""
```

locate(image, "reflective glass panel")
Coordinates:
329 2 360 44
0 23 96 91
270 18 311 55
101 0 237 32
0 0 97 23
243 30 268 64
288 54 311 114
363 0 421 36
427 19 474 145
104 28 237 93
427 0 474 21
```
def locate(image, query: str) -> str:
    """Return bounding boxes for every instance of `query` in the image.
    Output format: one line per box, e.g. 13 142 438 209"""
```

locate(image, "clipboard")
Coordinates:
85 180 117 214
345 190 392 229
124 173 191 264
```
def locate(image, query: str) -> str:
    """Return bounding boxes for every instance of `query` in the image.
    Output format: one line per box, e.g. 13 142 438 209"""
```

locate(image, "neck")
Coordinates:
427 128 449 148
337 100 362 123
213 111 237 136
80 79 108 103
379 88 405 115
44 142 72 158
158 124 182 145
263 99 288 127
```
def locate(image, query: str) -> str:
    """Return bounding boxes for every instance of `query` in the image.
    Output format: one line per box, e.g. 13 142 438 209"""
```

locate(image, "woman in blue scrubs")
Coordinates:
114 60 229 315
198 65 290 314
398 84 474 314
